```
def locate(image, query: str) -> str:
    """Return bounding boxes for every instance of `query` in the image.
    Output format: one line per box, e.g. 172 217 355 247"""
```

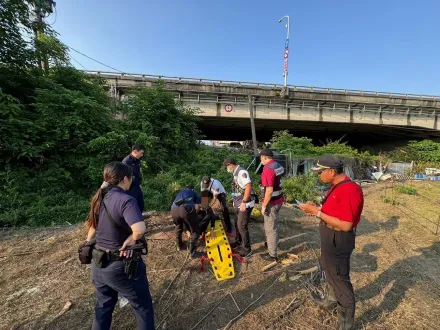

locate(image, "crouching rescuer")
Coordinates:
171 185 201 258
82 161 154 330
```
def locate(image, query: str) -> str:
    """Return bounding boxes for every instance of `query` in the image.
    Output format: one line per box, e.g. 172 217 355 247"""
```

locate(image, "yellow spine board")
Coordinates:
205 221 235 281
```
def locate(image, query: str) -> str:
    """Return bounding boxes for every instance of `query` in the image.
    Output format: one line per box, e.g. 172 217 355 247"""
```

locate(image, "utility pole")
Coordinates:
32 0 56 72
248 95 258 156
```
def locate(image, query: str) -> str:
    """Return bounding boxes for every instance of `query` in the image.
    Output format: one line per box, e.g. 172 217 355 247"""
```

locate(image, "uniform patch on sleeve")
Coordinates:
242 172 248 178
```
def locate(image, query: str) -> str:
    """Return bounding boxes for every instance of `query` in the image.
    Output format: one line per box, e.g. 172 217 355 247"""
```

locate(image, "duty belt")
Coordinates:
95 246 123 261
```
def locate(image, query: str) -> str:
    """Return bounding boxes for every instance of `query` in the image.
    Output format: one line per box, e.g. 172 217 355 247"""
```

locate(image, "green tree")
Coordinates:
271 130 315 156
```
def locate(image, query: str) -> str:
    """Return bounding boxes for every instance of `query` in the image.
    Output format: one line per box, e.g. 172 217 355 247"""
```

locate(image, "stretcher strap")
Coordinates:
200 255 213 272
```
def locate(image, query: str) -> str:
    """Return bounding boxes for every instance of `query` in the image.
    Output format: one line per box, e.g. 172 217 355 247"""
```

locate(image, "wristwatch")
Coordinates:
316 210 322 219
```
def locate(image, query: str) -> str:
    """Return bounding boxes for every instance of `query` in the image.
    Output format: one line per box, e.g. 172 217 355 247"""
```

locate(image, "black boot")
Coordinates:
230 241 242 249
189 241 198 258
310 283 337 313
337 306 355 330
175 238 185 252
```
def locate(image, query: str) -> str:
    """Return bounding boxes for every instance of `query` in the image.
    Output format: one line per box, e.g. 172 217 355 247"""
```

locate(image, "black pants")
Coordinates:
171 205 199 245
127 185 145 212
198 208 218 234
217 193 232 232
319 222 356 310
92 260 154 329
234 207 252 250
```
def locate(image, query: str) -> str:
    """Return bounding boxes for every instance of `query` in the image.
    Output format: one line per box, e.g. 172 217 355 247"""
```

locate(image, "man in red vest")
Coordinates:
259 149 285 262
300 156 364 330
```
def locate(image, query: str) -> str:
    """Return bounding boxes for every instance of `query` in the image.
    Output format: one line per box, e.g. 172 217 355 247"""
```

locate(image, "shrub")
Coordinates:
282 174 320 204
395 185 417 195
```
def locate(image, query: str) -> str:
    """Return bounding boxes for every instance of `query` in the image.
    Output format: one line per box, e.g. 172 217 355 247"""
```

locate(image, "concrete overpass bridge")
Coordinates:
84 70 440 146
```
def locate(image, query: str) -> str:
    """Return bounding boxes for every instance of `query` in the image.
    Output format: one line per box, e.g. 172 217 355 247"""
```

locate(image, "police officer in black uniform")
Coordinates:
171 186 201 258
85 161 154 330
122 144 145 212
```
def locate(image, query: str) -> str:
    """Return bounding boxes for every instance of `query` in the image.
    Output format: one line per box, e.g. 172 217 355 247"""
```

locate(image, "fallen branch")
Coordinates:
157 250 189 305
295 266 318 275
190 294 228 330
0 250 49 258
230 293 240 312
223 273 283 330
284 297 298 312
147 268 179 274
271 298 304 327
63 257 76 265
261 261 278 272
156 296 178 329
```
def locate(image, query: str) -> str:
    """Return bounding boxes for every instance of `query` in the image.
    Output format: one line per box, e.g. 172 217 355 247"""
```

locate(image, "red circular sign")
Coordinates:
225 104 233 112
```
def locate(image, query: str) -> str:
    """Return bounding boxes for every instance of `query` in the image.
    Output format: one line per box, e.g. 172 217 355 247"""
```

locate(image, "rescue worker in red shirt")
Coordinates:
299 156 364 330
259 149 284 262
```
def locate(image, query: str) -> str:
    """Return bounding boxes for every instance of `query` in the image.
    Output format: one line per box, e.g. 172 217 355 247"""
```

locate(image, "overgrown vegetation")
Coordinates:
395 185 417 195
282 175 320 204
390 140 440 163
0 0 258 226
271 130 376 164
2 1 440 228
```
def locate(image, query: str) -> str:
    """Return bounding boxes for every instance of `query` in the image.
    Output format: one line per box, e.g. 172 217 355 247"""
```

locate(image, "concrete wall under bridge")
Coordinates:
84 71 440 145
183 99 440 146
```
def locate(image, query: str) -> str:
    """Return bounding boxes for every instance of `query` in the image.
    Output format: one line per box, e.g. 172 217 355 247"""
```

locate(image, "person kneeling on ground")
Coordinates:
170 185 201 258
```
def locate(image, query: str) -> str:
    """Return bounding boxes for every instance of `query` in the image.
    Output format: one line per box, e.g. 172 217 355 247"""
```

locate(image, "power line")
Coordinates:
46 5 57 25
67 46 123 73
70 55 87 70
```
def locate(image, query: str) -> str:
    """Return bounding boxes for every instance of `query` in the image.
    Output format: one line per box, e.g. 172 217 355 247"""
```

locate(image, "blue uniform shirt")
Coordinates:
122 154 142 186
171 189 200 209
95 186 144 250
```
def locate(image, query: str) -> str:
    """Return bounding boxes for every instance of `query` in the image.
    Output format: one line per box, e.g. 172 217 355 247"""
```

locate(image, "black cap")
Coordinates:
221 158 236 169
201 176 211 191
186 184 194 190
259 149 274 157
311 156 344 173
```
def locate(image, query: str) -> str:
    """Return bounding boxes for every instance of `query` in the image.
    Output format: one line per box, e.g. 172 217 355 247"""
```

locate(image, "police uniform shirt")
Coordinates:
96 186 144 250
171 189 200 209
122 154 142 186
234 166 255 208
200 178 226 195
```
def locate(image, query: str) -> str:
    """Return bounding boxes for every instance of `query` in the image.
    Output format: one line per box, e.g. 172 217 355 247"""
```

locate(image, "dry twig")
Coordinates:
190 294 228 330
230 293 240 312
223 273 284 329
157 250 189 305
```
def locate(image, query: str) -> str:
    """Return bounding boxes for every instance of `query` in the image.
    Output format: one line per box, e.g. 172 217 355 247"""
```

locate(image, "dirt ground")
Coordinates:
1 181 440 330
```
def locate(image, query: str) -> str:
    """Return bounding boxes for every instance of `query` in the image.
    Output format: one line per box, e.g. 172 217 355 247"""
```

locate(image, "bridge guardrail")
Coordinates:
82 70 440 102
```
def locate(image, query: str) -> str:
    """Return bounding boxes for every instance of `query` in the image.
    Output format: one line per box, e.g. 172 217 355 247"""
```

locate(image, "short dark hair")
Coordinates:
335 166 344 174
132 144 145 151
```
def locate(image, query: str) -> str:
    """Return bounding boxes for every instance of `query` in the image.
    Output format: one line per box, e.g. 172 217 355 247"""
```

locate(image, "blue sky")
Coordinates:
52 0 439 95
